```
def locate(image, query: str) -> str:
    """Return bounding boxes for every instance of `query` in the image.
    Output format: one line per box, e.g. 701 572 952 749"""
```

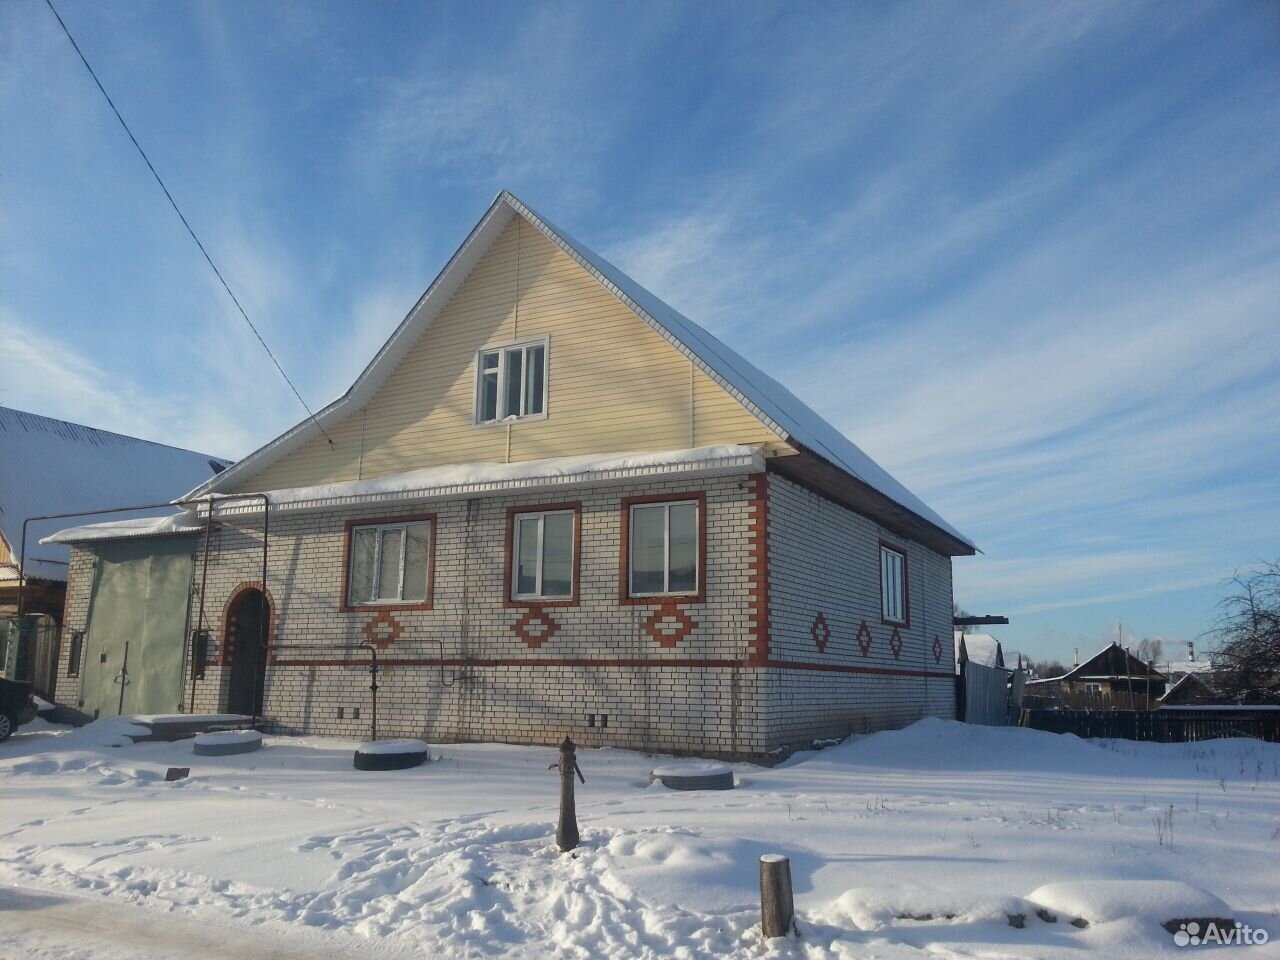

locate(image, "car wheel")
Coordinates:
0 710 14 743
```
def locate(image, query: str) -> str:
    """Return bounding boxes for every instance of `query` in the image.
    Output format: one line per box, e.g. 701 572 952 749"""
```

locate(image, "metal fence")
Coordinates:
1020 707 1280 743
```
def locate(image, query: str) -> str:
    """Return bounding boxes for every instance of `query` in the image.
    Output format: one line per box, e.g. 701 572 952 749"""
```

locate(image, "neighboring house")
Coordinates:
45 191 975 759
1159 672 1219 706
1025 642 1168 710
0 406 228 694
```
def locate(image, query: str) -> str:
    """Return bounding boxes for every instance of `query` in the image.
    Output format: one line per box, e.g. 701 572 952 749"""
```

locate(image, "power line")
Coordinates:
42 0 334 448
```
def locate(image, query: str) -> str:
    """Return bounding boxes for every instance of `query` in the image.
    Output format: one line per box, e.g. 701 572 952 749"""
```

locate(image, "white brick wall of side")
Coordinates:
763 474 956 748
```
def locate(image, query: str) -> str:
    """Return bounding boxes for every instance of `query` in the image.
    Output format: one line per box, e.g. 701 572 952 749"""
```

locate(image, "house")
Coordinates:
45 191 975 759
1159 672 1219 706
1025 641 1168 710
0 406 228 695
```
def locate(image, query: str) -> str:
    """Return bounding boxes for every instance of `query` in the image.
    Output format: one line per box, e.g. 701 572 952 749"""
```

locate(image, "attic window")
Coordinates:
477 339 547 424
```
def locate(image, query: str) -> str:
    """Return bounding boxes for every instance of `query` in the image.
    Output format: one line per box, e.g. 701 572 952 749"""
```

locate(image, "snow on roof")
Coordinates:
188 191 972 551
954 631 1004 668
0 406 228 579
201 445 762 516
40 512 205 545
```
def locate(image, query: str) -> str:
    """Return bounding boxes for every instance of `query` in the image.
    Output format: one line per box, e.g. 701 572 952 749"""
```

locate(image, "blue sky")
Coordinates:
2 1 1277 665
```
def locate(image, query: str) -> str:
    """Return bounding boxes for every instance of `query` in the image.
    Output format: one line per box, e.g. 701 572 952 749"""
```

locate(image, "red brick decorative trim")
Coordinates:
642 603 697 648
619 491 707 605
217 582 277 667
746 472 770 666
855 620 873 656
339 513 436 613
502 502 582 608
879 539 911 628
512 608 561 648
932 634 943 663
363 610 403 647
889 626 904 660
811 612 831 653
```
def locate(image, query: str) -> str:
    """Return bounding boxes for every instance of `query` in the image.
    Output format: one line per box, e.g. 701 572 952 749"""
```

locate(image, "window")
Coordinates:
476 339 547 423
880 543 908 625
512 509 576 600
346 518 431 606
628 500 699 597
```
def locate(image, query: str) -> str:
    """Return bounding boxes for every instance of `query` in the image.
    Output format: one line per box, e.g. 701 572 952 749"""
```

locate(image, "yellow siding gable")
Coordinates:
235 217 788 493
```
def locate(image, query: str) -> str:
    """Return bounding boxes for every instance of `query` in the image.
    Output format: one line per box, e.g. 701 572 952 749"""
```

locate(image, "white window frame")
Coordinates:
880 543 908 625
628 500 700 598
348 519 431 606
475 336 549 425
511 509 575 601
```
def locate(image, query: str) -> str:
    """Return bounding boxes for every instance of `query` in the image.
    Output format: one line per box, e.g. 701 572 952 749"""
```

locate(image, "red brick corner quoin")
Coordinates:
745 472 771 666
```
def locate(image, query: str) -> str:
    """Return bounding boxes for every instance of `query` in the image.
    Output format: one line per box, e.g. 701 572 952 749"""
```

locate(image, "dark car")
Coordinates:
0 677 38 742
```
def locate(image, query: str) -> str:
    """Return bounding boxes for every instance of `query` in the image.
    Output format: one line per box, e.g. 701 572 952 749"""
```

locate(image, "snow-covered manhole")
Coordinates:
650 761 734 790
354 739 430 771
192 730 264 756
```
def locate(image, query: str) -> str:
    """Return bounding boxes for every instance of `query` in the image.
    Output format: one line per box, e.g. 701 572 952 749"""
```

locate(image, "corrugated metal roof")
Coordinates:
0 406 228 581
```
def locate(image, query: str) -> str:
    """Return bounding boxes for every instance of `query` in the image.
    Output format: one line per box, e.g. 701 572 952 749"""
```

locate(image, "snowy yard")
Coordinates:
2 718 1277 959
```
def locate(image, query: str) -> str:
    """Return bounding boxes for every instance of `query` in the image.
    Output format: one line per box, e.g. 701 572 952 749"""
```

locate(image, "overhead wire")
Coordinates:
42 0 334 447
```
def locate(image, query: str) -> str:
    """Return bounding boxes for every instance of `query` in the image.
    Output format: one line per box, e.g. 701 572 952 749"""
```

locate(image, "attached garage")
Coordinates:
78 536 195 718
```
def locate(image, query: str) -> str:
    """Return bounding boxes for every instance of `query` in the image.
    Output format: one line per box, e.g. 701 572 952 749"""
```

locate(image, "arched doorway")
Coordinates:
224 588 270 717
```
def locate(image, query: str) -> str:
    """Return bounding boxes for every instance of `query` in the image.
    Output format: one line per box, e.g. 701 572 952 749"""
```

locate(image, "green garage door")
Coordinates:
81 537 195 718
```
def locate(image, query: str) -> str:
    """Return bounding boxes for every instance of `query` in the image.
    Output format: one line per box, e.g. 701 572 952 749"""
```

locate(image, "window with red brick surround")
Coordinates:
503 502 582 608
339 513 436 613
619 491 707 604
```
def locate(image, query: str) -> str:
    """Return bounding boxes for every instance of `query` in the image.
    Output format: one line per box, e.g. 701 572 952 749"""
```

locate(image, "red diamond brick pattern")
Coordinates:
889 627 904 660
363 611 403 648
933 634 943 663
855 621 873 656
811 612 831 653
513 608 561 648
643 604 696 648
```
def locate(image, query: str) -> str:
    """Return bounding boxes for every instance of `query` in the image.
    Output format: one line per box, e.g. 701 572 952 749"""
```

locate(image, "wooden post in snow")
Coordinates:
759 853 794 938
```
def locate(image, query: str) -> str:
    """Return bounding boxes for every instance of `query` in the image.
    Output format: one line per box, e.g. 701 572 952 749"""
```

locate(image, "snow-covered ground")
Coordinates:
2 717 1277 959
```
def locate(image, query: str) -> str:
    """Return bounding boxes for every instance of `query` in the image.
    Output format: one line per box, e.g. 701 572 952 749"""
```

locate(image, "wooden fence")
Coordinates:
1020 707 1280 743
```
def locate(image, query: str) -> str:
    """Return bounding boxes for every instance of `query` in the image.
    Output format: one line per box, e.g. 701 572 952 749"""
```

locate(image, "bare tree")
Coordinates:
1208 560 1280 704
953 602 975 634
1027 658 1068 679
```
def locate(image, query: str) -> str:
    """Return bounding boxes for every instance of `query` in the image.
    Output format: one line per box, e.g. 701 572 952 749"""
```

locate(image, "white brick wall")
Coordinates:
764 474 956 745
52 469 958 758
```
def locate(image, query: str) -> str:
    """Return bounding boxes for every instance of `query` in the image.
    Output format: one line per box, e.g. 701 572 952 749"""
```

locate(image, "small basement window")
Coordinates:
880 543 908 625
476 339 547 424
347 518 431 606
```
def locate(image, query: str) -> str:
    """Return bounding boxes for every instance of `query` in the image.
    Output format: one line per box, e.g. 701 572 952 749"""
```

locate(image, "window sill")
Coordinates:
475 412 549 428
505 595 578 608
622 591 704 606
341 601 434 614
